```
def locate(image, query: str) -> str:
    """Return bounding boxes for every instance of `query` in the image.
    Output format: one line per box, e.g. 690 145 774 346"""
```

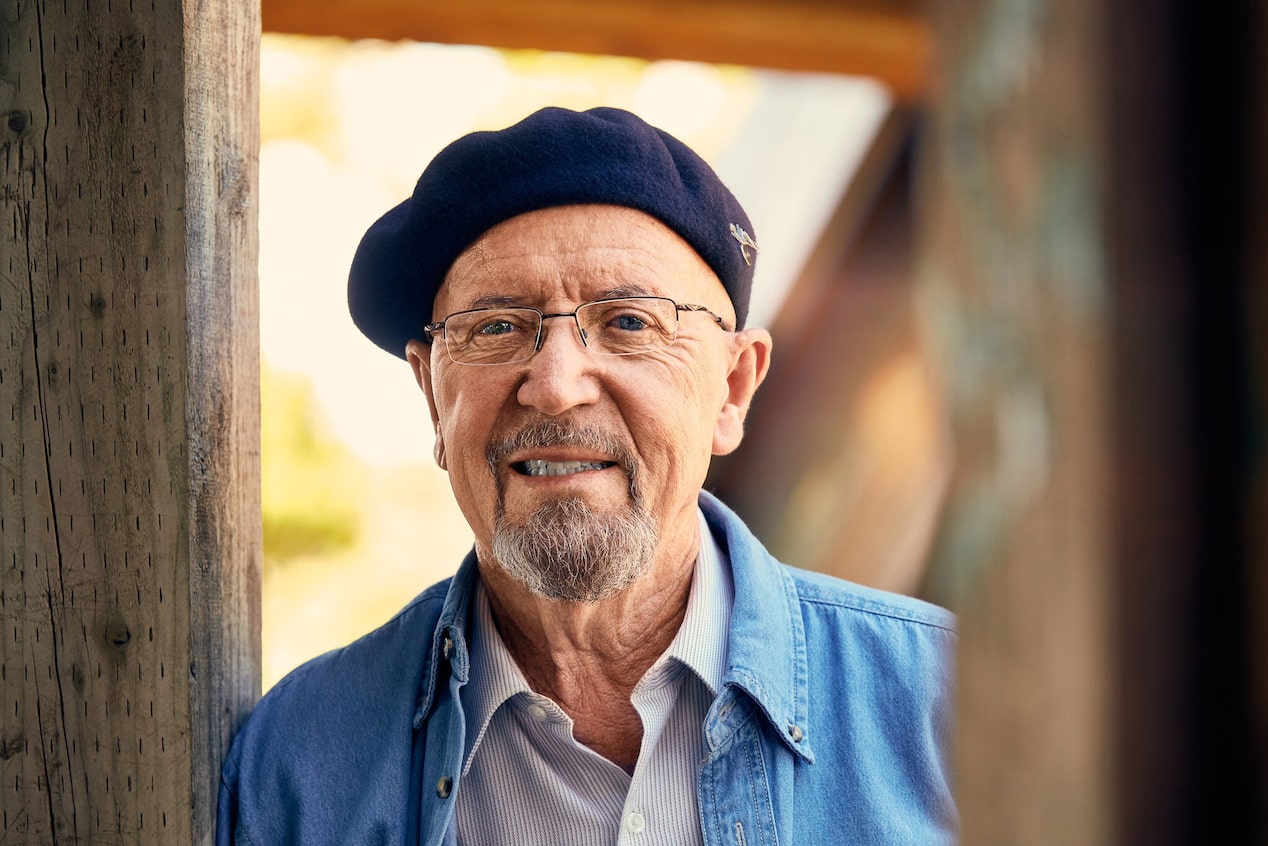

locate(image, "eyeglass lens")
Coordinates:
442 297 680 365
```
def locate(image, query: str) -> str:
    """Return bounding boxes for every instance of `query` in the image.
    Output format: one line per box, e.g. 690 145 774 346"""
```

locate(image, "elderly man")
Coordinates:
218 107 956 845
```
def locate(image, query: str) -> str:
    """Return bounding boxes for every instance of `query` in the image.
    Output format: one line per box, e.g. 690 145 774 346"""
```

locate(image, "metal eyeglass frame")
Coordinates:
422 296 732 366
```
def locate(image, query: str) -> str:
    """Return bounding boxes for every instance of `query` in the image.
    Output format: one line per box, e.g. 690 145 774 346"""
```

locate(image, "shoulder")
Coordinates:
782 565 954 788
787 565 955 633
701 488 953 643
782 569 957 840
787 565 954 697
256 577 450 720
219 579 452 843
700 492 956 839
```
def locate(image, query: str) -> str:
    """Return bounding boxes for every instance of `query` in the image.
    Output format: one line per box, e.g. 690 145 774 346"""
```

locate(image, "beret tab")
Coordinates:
349 106 756 359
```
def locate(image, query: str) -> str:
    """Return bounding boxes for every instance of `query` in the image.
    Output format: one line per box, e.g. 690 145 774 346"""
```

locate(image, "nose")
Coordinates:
515 318 602 415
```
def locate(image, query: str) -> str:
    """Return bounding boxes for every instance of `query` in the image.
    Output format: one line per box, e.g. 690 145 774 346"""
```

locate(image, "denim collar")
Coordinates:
700 491 814 763
413 548 479 729
413 491 813 764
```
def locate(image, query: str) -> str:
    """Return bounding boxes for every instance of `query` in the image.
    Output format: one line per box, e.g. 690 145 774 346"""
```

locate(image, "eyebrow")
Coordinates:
598 285 656 299
463 286 659 310
467 294 526 309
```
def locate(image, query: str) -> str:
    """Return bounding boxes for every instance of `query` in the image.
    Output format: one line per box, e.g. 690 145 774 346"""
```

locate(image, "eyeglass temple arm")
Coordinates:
676 303 732 332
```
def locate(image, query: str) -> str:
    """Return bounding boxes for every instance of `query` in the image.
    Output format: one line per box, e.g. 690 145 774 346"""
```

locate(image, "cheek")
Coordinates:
433 360 505 425
626 354 728 473
432 372 508 480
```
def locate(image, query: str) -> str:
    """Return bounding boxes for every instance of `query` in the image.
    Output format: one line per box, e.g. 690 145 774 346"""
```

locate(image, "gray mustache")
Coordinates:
486 421 635 472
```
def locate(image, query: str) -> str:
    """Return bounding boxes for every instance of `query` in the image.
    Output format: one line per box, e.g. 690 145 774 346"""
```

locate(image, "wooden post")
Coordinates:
1 0 260 842
921 0 1267 843
918 3 1116 841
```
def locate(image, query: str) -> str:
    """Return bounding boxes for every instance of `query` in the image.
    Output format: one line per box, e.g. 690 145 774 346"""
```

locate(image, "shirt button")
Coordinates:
436 776 453 799
625 811 646 834
441 634 454 660
527 703 549 722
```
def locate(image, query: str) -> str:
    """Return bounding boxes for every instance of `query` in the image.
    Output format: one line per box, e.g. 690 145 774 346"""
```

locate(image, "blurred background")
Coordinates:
3 1 1261 843
254 2 1268 843
256 37 944 688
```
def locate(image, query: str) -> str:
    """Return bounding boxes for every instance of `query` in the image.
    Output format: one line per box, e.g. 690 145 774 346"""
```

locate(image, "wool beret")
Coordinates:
347 106 758 359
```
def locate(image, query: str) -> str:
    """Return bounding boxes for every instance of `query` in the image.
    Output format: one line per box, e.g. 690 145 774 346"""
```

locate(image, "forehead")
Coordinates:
435 205 727 313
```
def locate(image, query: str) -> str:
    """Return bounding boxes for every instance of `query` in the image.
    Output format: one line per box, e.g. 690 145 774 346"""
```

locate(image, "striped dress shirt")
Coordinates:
455 508 734 845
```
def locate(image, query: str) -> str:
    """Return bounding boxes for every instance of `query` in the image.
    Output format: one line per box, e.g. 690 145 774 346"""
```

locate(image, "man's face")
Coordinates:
407 205 769 599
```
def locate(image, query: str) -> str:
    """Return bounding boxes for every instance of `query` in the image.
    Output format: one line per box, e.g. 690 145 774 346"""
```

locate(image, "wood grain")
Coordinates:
917 0 1117 842
261 0 932 102
0 1 259 842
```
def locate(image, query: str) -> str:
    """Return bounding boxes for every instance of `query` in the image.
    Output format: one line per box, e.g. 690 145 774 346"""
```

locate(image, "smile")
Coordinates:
515 459 616 477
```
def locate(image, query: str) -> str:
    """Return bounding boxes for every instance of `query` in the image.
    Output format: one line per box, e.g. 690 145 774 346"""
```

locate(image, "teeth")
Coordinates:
521 459 611 477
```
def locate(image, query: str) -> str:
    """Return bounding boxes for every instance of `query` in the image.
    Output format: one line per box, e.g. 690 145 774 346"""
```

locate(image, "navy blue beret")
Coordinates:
348 106 758 359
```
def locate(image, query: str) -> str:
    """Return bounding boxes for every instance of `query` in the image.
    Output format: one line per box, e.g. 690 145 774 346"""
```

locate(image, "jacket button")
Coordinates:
788 723 804 742
436 776 453 799
441 634 454 660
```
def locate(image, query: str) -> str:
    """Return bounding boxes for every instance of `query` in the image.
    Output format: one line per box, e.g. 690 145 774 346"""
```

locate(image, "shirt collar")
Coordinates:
654 507 732 697
457 506 734 770
700 490 814 763
416 494 813 763
458 580 536 774
414 549 479 729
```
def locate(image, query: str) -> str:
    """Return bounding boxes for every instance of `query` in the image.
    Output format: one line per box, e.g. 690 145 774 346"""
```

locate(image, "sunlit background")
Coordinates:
258 34 891 689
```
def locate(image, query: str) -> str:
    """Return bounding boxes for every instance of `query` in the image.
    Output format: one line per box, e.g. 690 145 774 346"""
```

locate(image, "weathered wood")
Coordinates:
182 0 262 840
923 0 1268 842
917 0 1115 842
260 0 932 101
0 0 260 842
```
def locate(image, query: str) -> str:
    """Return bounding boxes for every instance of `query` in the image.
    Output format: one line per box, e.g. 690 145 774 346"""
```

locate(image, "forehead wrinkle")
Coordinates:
439 206 730 315
448 248 670 309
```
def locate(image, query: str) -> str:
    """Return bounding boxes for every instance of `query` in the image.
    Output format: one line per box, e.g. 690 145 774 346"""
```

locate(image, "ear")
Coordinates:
406 339 447 470
712 328 773 456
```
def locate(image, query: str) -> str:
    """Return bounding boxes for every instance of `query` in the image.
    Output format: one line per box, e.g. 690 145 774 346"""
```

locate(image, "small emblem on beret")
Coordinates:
730 223 758 266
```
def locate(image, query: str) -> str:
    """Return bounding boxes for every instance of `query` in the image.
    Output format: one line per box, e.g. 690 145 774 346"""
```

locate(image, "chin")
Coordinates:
491 497 659 603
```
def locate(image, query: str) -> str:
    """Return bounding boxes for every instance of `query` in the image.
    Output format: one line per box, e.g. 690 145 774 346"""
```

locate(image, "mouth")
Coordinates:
488 421 635 496
513 459 618 477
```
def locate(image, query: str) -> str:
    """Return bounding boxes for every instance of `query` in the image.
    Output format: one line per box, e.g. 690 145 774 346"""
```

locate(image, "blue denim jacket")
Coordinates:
218 492 957 844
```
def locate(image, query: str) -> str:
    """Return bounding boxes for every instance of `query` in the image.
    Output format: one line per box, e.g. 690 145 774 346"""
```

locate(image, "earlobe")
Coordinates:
433 428 448 470
406 339 447 470
712 328 773 456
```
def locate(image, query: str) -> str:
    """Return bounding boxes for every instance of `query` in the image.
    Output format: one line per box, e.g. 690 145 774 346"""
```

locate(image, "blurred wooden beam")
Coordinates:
1250 0 1268 828
921 0 1268 841
260 0 931 101
710 112 951 595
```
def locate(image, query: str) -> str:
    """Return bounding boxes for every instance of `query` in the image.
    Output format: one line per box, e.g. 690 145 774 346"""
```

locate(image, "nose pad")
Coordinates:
535 313 589 355
518 315 600 414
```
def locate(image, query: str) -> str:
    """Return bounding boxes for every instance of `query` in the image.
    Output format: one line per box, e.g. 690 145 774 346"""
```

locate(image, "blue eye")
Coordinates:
478 319 518 336
613 314 649 331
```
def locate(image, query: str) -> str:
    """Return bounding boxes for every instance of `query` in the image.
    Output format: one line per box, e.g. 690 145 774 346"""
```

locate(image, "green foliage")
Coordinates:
261 365 365 565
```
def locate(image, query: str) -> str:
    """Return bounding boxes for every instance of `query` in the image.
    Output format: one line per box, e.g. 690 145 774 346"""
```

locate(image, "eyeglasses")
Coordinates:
423 296 732 366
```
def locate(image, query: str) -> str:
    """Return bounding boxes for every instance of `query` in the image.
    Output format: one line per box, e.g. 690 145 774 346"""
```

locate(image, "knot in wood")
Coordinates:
106 621 132 648
0 736 22 761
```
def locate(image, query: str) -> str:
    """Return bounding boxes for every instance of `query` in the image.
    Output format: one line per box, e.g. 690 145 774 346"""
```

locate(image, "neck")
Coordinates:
477 517 699 767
